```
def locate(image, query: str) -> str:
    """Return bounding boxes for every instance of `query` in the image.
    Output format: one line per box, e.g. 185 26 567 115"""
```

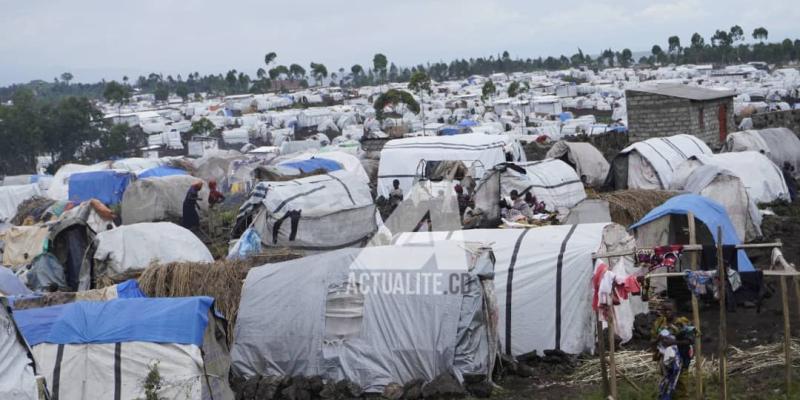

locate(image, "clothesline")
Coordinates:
647 269 800 278
592 241 782 260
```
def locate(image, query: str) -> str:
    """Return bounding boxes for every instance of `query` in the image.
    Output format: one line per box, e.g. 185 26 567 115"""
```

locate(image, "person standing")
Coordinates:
652 300 696 400
182 181 203 230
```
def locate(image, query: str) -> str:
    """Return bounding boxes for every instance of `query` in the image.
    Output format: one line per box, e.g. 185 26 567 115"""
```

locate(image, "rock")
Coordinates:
461 374 485 385
465 380 493 398
335 379 363 398
239 376 259 400
382 382 403 400
307 376 324 395
256 376 286 400
421 373 466 399
401 379 424 400
516 363 535 378
319 381 338 399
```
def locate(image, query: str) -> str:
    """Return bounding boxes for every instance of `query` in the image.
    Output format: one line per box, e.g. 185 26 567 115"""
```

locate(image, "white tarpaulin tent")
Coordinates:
236 171 376 251
499 159 587 212
671 152 789 204
394 223 645 357
47 162 109 201
545 141 610 187
0 184 42 223
0 299 39 400
121 176 209 224
281 150 370 184
79 222 213 290
607 134 712 190
231 241 496 393
722 128 800 178
377 134 526 199
13 297 233 400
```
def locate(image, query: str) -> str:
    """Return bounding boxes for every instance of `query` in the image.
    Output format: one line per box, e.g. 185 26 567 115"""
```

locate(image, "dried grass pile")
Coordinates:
600 190 678 227
568 339 800 384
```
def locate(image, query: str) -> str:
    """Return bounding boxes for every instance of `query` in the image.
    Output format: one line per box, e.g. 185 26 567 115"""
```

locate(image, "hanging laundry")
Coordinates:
684 270 715 296
636 245 684 272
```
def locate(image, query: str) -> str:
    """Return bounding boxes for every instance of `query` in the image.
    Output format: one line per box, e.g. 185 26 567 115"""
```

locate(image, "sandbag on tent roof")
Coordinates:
606 134 712 190
13 297 233 400
377 134 526 199
0 184 42 223
121 175 209 225
545 141 610 187
0 298 40 400
231 241 496 393
497 159 587 212
394 223 644 356
671 152 789 204
79 222 213 290
722 128 800 177
629 194 754 271
67 170 132 205
234 171 376 251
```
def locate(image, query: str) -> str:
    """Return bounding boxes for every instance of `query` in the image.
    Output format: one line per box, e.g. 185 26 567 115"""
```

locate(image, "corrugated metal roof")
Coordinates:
630 83 735 101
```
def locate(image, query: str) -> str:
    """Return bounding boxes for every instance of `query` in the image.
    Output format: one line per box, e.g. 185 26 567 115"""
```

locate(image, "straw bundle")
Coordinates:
568 339 800 384
600 190 678 227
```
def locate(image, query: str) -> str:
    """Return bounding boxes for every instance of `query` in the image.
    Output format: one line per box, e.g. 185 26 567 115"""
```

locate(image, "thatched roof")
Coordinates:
598 189 678 227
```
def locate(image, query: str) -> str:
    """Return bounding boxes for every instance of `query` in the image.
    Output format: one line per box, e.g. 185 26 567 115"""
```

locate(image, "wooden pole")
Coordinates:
596 315 609 397
608 307 618 400
687 212 703 400
781 276 792 396
717 226 728 400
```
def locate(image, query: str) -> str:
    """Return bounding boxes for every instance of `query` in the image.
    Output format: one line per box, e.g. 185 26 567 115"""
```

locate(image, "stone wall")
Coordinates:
751 109 800 135
626 90 734 148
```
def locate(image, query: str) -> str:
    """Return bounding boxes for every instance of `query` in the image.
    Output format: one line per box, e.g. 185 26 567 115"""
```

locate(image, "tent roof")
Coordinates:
630 84 735 101
13 297 213 347
629 194 754 271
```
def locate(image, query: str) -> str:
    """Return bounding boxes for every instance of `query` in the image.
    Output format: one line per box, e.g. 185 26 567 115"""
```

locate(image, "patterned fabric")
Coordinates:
236 182 270 221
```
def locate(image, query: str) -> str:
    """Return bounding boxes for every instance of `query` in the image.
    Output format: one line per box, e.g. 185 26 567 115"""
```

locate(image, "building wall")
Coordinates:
751 109 800 135
626 90 734 148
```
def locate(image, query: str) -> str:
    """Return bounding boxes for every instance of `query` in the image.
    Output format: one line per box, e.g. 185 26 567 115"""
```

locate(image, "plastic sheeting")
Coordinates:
84 222 213 288
394 223 644 355
377 134 525 199
722 128 800 178
499 159 587 212
47 162 110 201
0 225 50 267
614 134 712 190
278 158 342 173
545 141 610 188
25 253 68 292
0 265 32 296
0 184 42 223
285 151 371 184
232 241 495 393
672 152 789 204
137 166 188 179
121 176 209 225
630 194 754 271
244 171 376 250
0 300 38 400
14 297 212 346
68 170 132 205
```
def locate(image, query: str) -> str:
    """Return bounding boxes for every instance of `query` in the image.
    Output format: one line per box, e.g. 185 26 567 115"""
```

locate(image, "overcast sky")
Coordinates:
1 0 799 85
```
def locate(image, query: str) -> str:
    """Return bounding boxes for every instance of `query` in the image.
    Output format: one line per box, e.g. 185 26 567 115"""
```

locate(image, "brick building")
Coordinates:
626 84 735 148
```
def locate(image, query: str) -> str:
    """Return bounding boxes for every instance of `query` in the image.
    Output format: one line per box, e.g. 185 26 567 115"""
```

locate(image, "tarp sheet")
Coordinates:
0 265 32 296
0 225 50 267
545 141 610 188
121 176 209 225
629 194 754 271
394 223 644 356
137 166 188 179
0 300 37 400
68 170 132 205
279 158 342 173
723 128 800 178
499 159 587 212
14 296 213 346
231 242 494 392
0 183 42 223
618 134 712 190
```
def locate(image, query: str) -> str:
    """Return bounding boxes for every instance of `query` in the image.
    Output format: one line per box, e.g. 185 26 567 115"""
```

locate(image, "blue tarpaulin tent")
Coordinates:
629 194 754 271
279 158 342 173
137 166 188 179
438 126 461 136
458 119 478 127
68 170 132 205
13 296 213 346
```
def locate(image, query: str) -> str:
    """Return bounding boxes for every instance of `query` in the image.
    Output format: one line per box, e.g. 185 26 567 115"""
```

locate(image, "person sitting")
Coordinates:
782 162 797 202
207 179 226 208
389 179 404 209
454 184 472 217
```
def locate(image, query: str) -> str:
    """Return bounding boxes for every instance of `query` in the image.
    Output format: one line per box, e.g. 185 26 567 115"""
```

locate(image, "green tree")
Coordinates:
289 64 306 80
176 83 189 102
103 81 130 107
407 70 431 94
154 85 169 102
45 96 104 165
373 53 388 83
189 117 216 136
729 25 745 43
752 27 768 41
264 52 277 67
256 68 266 80
481 80 496 100
309 62 328 86
668 36 681 57
373 89 419 120
507 81 520 97
0 89 44 174
619 48 633 67
269 65 289 80
60 72 74 85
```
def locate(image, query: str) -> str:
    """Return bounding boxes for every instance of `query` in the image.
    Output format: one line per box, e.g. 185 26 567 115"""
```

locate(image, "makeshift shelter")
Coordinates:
9 279 144 310
722 128 800 177
0 225 49 267
121 175 209 225
47 163 109 201
79 222 213 290
282 150 371 184
393 223 645 356
231 241 497 393
671 152 789 205
377 134 526 199
0 184 42 223
545 141 610 187
68 170 132 206
0 298 39 400
629 194 754 271
136 166 188 179
497 159 587 212
13 297 234 400
234 171 376 251
606 134 712 190
0 266 31 296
